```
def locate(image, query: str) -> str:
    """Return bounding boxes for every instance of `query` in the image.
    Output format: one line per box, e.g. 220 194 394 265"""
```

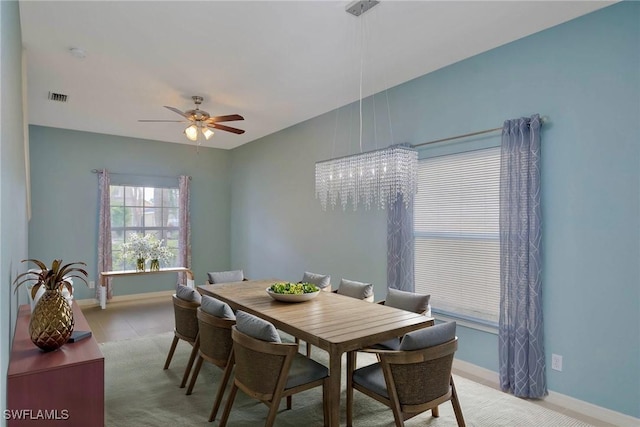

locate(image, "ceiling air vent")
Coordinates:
48 92 68 103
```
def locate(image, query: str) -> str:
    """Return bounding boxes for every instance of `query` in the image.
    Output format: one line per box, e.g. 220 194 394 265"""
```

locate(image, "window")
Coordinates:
414 147 500 325
110 185 180 271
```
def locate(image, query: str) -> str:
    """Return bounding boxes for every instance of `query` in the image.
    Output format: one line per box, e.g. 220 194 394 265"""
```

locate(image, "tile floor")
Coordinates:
81 294 174 343
81 295 614 427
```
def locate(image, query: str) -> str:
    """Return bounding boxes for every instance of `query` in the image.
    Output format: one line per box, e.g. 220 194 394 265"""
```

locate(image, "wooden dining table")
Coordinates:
198 279 434 426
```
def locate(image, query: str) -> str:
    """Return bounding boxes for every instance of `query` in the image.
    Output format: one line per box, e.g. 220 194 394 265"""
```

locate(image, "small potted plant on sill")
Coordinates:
121 233 173 272
13 259 88 351
121 233 153 272
148 238 173 271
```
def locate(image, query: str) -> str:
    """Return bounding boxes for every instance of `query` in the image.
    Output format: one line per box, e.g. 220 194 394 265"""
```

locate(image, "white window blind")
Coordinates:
414 147 500 325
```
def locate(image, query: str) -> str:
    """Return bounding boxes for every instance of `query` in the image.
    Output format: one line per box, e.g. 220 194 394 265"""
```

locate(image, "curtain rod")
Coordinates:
411 126 503 148
412 116 546 149
91 169 192 180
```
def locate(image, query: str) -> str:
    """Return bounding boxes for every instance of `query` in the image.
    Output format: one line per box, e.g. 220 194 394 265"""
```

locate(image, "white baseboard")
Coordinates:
76 290 174 308
453 359 639 427
453 358 499 384
545 389 640 427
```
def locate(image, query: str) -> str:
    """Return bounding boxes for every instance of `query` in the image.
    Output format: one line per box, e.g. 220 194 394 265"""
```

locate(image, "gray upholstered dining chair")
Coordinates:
346 321 465 427
164 285 201 389
334 278 375 302
368 288 431 351
380 288 431 315
300 271 332 292
185 296 236 422
219 311 330 427
207 269 246 284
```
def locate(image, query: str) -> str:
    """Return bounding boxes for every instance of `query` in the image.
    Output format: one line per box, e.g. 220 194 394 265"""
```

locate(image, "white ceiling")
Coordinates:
19 1 614 150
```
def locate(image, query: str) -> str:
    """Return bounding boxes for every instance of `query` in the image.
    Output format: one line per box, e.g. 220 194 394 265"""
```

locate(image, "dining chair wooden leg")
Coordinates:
163 335 179 369
390 405 405 427
286 395 292 410
209 363 234 422
265 399 280 427
185 355 203 395
218 382 238 427
180 338 200 388
450 377 466 427
432 406 440 417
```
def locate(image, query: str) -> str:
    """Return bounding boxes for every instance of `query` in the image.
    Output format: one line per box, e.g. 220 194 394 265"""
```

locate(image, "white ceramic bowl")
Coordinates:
266 287 320 303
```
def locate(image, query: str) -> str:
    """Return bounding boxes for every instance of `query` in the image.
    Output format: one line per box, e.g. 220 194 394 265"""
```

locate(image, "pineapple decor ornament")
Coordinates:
13 259 88 352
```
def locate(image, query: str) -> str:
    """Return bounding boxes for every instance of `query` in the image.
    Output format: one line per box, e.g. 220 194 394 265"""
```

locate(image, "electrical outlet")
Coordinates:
89 280 95 289
551 353 563 371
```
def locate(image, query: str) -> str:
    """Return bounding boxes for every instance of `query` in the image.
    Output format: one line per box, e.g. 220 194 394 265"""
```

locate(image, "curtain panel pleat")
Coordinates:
387 194 415 292
96 169 113 300
498 114 546 398
178 176 191 285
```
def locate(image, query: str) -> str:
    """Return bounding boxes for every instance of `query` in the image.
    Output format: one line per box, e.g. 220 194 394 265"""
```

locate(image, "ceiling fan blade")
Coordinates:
207 114 244 123
164 106 190 119
138 119 186 123
208 123 245 134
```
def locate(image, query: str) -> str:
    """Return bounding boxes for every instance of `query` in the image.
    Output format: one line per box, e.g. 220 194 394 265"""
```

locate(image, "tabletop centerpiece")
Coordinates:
266 282 320 303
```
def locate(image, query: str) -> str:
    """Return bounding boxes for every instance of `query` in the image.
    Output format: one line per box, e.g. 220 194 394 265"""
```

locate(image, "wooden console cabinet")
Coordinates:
7 302 104 426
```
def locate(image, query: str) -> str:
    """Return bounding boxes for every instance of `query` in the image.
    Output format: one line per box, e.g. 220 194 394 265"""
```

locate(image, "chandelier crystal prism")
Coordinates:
315 144 417 211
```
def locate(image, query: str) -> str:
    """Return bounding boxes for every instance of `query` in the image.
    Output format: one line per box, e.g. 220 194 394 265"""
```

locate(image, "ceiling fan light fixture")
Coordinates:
140 96 245 144
185 124 198 141
202 127 214 140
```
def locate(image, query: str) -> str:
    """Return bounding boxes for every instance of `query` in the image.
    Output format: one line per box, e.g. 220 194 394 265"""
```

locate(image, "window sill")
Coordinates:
432 310 498 335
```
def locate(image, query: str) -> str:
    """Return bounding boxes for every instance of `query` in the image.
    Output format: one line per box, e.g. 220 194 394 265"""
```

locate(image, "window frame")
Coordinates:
109 184 181 272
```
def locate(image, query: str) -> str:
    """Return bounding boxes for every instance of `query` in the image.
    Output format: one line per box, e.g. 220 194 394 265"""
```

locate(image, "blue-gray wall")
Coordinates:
229 2 639 419
18 1 640 420
28 127 232 300
1 0 28 423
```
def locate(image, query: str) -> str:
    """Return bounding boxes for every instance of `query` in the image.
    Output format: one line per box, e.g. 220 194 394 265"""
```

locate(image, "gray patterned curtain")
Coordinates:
499 114 546 398
387 194 414 291
178 176 191 286
96 169 113 301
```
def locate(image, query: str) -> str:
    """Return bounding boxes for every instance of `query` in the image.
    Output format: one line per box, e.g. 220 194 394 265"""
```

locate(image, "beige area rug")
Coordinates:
101 332 595 427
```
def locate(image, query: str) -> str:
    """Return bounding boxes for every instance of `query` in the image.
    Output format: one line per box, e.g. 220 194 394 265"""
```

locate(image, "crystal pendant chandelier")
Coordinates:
315 144 417 210
314 0 417 211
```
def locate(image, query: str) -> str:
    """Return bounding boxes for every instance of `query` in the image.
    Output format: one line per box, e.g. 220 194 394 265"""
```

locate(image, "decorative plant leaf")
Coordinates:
26 258 47 271
12 259 89 294
30 282 43 299
61 281 73 296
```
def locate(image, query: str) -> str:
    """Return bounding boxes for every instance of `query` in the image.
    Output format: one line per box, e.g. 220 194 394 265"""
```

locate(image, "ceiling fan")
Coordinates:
139 96 245 142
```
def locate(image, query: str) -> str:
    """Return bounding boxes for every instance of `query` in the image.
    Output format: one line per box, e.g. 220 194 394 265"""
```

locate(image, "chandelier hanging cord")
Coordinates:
315 0 418 211
367 7 384 152
377 2 395 149
358 13 365 154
